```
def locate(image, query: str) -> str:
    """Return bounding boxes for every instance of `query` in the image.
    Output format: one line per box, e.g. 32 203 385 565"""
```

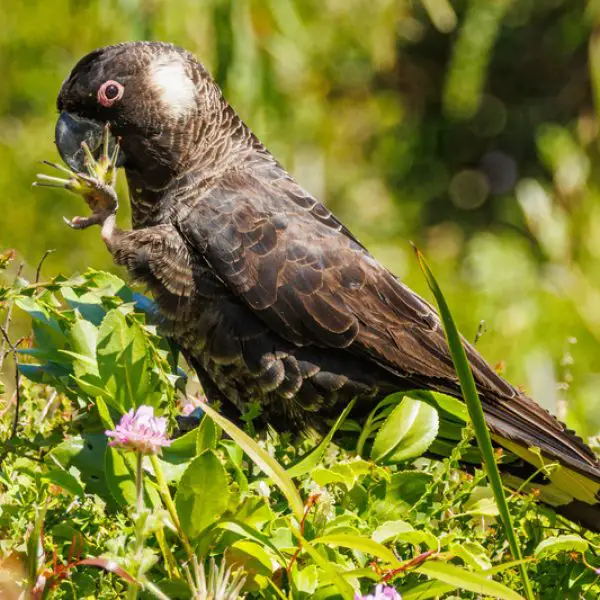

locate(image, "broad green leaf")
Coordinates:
96 309 150 412
312 464 356 488
72 374 112 400
396 530 438 550
47 434 113 504
370 471 433 522
159 427 199 484
372 520 414 543
371 397 439 463
312 459 382 489
175 450 230 540
196 415 219 453
60 350 98 379
200 401 304 520
67 313 99 378
42 467 85 497
220 439 249 492
462 496 499 517
416 561 524 600
231 496 273 529
16 296 64 337
534 534 589 558
224 539 274 578
105 446 138 507
388 471 433 506
295 564 320 594
162 427 198 462
450 541 492 571
412 390 469 423
61 286 107 325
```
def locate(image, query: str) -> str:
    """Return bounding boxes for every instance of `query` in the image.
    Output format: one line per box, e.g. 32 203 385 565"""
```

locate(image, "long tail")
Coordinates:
429 391 600 532
431 335 600 532
492 421 600 532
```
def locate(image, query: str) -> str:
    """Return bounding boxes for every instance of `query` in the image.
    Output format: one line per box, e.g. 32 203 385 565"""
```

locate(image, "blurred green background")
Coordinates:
2 0 600 439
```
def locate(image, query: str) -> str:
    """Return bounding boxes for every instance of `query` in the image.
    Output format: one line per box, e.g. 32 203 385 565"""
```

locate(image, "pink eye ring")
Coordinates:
98 80 124 107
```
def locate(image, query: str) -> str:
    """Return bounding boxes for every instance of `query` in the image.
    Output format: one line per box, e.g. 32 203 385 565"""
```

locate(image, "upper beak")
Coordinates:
55 111 125 172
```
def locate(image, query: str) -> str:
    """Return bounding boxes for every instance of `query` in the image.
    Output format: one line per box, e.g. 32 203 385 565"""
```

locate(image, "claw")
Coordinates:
63 214 101 230
36 173 70 186
40 160 74 176
34 123 120 230
33 181 67 190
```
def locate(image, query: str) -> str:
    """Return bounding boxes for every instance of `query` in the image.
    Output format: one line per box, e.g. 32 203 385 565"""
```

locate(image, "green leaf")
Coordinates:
213 519 288 566
42 467 85 497
295 533 355 600
96 309 150 412
450 541 492 571
61 286 107 325
159 427 200 484
67 314 99 378
411 390 469 423
388 471 433 506
415 247 533 600
196 416 219 453
370 396 439 463
372 520 414 543
312 464 357 488
104 446 138 507
462 496 499 518
26 503 48 586
47 434 113 504
313 459 383 489
162 427 198 462
313 533 399 565
295 564 320 595
396 530 439 549
200 401 304 520
416 561 524 600
534 535 589 559
224 539 274 578
175 450 231 540
403 560 533 600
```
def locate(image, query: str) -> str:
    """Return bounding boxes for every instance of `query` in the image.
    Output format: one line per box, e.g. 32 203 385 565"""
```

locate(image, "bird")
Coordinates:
37 41 600 531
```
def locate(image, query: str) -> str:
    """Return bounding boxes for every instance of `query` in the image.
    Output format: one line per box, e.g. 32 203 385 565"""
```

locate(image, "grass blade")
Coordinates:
414 246 534 600
199 400 305 521
286 397 356 478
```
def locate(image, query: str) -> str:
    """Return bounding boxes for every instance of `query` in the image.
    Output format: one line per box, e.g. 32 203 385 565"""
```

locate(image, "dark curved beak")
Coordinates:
55 111 125 172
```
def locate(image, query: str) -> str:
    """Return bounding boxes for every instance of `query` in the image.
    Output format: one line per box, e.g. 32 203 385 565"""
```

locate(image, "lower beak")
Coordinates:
55 111 125 172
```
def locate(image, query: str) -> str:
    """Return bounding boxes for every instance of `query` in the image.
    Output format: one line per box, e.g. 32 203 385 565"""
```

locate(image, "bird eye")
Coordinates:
98 80 124 107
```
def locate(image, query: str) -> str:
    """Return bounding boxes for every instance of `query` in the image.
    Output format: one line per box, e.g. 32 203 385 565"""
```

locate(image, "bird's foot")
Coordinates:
34 123 119 230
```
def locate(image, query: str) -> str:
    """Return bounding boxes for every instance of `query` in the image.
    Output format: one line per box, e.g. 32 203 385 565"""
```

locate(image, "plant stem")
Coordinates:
142 579 172 600
136 452 144 515
149 454 195 559
127 452 145 600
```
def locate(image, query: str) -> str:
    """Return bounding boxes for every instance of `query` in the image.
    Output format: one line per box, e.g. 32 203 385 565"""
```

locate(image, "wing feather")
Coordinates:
175 167 600 478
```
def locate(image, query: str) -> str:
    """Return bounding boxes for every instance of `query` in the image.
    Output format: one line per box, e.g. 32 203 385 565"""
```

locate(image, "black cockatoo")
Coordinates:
37 42 600 530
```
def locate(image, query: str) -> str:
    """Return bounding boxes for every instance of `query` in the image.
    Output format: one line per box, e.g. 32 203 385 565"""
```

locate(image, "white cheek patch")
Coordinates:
149 58 196 118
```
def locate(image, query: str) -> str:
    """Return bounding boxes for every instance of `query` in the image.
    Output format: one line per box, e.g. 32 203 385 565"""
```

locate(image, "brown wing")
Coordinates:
175 166 600 477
